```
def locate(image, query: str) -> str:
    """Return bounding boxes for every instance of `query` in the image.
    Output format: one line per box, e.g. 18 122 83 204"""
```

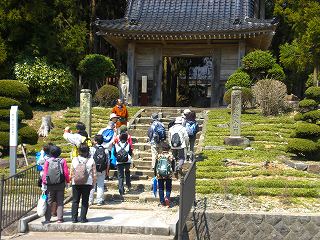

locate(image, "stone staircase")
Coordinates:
23 107 206 238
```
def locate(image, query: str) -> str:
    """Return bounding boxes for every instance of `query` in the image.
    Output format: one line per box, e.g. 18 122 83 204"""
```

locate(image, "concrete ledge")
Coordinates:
224 136 250 146
19 213 39 233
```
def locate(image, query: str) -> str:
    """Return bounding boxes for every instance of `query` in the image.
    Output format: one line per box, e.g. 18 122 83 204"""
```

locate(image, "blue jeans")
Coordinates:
117 163 131 195
158 179 172 204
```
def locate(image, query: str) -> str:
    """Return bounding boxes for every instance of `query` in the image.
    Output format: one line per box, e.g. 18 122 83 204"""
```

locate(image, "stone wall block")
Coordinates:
238 213 251 224
251 214 264 225
290 221 305 234
283 215 298 226
259 222 274 235
300 232 313 240
274 221 290 237
305 221 319 236
246 221 260 235
313 216 320 227
212 228 224 240
298 216 311 224
270 230 285 240
239 230 254 240
225 213 239 222
212 212 224 222
265 215 282 226
224 229 241 240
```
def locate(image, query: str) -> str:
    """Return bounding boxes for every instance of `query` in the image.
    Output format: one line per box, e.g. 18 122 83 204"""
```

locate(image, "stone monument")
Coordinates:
80 89 92 137
224 87 250 146
119 72 129 103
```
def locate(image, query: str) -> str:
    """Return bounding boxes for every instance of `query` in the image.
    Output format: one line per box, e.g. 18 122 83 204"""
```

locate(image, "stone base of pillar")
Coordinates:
224 136 250 147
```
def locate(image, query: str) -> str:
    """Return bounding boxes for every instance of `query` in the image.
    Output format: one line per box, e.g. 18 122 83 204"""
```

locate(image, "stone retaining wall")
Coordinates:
184 206 320 240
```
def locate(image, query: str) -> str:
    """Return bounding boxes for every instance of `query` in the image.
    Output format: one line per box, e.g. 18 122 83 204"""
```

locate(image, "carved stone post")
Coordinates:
80 89 92 137
224 87 250 146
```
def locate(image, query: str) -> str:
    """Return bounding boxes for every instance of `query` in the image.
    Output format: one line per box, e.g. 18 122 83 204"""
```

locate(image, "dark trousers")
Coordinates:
71 185 91 221
45 187 64 221
158 179 172 204
117 163 131 195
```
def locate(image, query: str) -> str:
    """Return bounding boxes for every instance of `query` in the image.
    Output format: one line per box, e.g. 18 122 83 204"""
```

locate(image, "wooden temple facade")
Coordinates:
96 0 277 107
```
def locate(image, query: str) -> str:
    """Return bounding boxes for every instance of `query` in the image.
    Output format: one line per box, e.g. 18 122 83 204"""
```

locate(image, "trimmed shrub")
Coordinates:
252 79 287 116
223 87 253 110
306 73 320 88
267 63 285 82
302 110 320 123
0 97 21 109
242 50 276 71
77 54 116 84
19 124 38 145
0 132 9 146
294 112 303 121
20 102 33 120
294 122 320 138
225 71 252 90
299 99 318 108
0 109 25 120
14 58 74 106
286 138 319 158
94 84 120 107
0 121 9 131
0 80 30 101
305 87 320 103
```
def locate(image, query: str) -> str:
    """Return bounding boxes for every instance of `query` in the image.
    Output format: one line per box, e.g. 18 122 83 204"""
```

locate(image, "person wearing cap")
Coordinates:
168 116 189 174
63 122 92 158
114 125 133 150
182 109 191 126
112 99 128 129
148 113 166 171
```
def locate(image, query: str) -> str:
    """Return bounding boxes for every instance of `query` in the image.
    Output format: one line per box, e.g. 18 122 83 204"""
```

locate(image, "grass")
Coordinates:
197 108 320 198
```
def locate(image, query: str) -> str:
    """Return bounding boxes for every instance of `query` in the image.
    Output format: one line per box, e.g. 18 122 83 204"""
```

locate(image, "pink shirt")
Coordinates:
42 158 70 184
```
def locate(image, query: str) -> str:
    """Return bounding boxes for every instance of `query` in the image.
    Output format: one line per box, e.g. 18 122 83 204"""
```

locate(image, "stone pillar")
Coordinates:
9 106 18 176
80 89 92 137
238 40 246 67
127 42 136 105
153 46 163 106
211 48 221 107
224 87 250 146
230 87 242 137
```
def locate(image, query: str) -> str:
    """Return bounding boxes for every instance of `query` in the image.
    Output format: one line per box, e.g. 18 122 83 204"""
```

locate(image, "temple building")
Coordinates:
96 0 277 107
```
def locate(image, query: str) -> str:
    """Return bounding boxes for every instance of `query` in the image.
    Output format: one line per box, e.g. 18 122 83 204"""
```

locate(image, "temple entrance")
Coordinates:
162 56 213 107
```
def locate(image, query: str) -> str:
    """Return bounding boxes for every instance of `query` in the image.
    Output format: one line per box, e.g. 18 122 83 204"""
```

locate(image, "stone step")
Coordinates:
109 169 154 178
130 123 203 132
27 208 178 236
105 179 181 192
136 117 204 125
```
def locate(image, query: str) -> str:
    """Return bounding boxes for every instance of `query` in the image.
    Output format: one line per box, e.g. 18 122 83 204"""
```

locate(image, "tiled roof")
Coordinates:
96 0 277 39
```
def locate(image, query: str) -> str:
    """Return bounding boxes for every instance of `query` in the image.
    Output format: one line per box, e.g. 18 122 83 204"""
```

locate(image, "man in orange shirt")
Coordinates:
112 99 128 129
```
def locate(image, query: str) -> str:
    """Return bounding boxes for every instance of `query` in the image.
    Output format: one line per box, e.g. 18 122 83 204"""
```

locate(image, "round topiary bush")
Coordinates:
0 109 25 120
225 71 252 90
299 99 318 108
0 97 21 109
267 63 285 82
20 102 33 120
0 121 9 131
294 122 320 139
223 87 253 110
19 124 38 145
94 84 120 107
305 87 320 103
242 50 276 73
0 80 30 101
294 112 303 121
302 110 320 123
286 138 320 158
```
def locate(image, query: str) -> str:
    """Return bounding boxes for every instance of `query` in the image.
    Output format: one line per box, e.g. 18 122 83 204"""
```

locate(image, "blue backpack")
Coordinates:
186 121 198 138
153 122 166 143
102 128 114 143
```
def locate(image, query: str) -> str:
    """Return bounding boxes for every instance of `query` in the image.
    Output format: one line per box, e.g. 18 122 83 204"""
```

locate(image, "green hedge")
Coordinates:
299 99 318 108
0 97 21 109
302 110 320 123
286 138 320 158
225 71 252 90
294 122 320 139
305 87 320 103
294 112 303 121
267 63 285 82
19 124 38 145
0 80 30 101
94 84 120 107
0 109 25 120
0 121 9 131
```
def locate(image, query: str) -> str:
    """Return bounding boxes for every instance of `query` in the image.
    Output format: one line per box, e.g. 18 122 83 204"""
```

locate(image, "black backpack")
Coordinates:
46 158 65 185
93 145 108 172
171 132 182 147
116 142 129 163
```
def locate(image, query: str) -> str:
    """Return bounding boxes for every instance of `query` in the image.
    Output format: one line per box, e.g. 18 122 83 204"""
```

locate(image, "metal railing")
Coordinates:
0 165 41 239
178 160 196 240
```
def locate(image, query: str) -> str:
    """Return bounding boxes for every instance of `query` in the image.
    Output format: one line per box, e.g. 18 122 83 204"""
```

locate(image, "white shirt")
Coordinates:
168 124 189 149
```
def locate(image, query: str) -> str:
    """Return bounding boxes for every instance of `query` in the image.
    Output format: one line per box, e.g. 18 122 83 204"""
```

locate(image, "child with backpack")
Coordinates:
154 143 175 207
168 116 189 175
185 111 199 162
70 143 96 223
42 145 70 224
148 113 166 171
89 135 109 206
112 132 133 195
